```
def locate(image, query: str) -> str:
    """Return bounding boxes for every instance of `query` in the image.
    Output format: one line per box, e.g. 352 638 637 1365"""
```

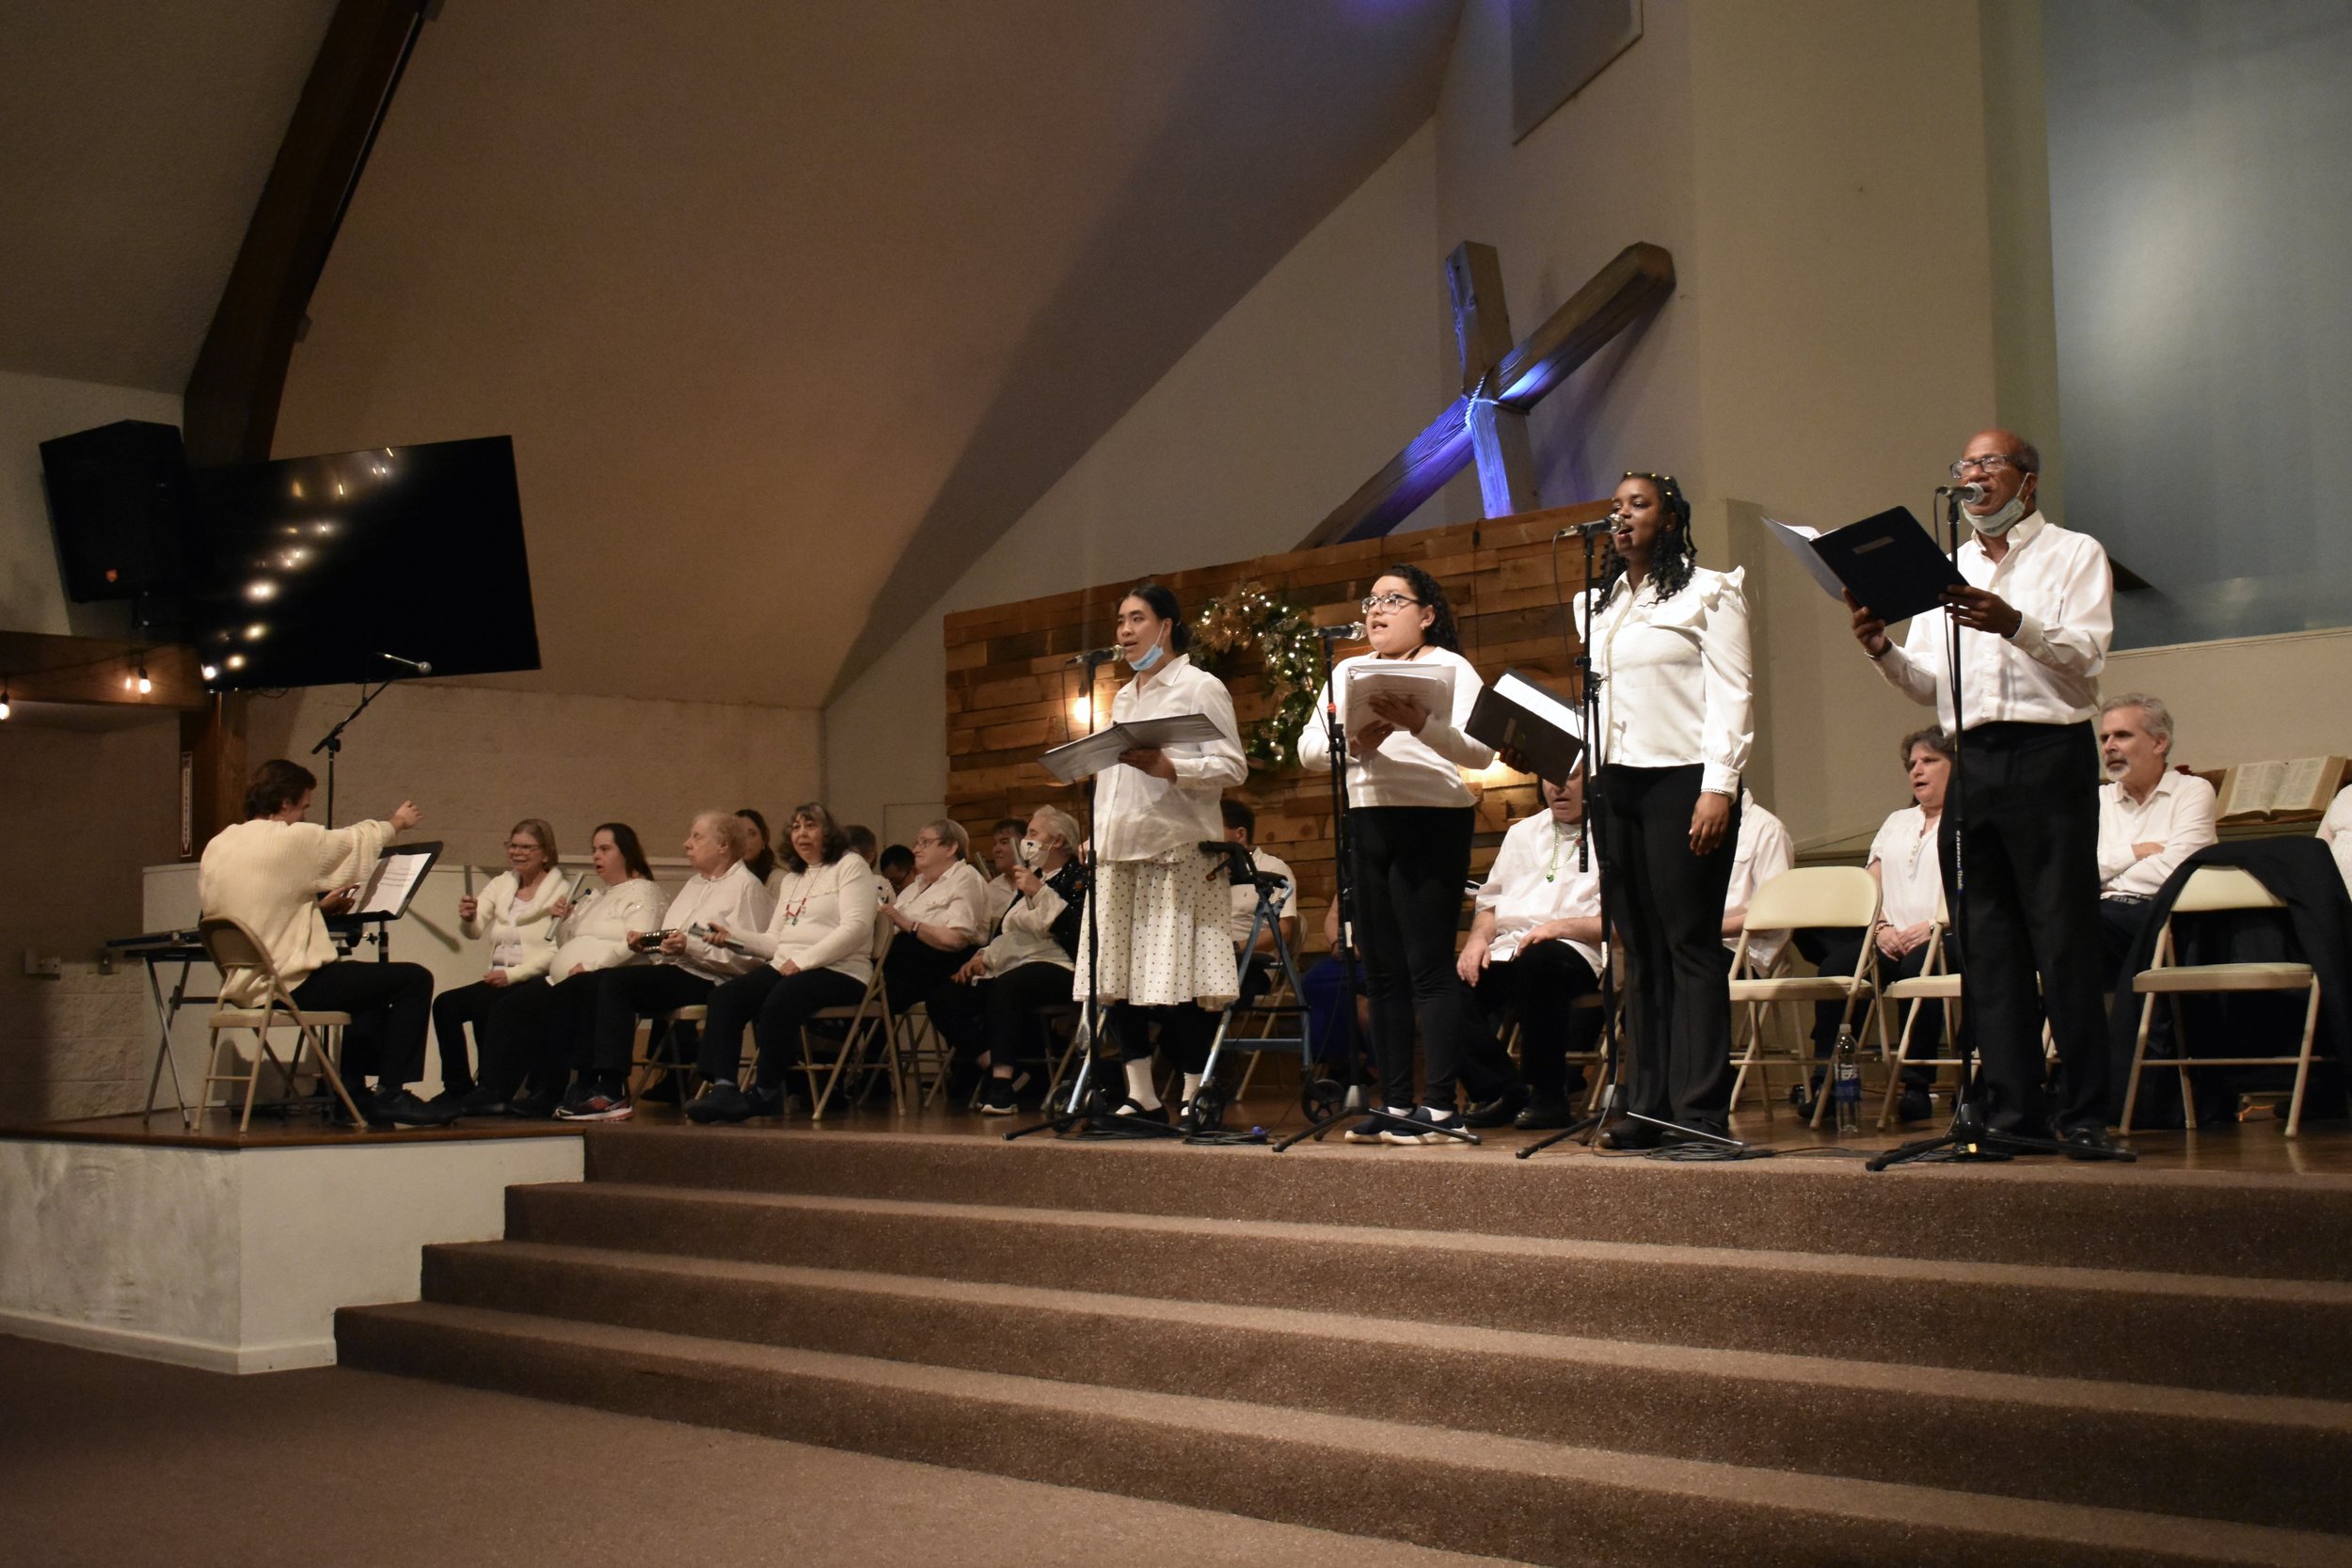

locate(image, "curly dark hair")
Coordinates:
1595 471 1696 606
780 802 850 872
1375 562 1462 653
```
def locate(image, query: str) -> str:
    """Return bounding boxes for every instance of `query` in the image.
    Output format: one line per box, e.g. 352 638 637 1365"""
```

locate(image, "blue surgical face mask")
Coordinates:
1970 491 2030 537
1126 639 1166 673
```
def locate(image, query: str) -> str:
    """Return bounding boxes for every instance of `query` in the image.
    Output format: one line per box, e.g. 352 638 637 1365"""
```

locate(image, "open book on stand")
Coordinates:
1762 507 1965 624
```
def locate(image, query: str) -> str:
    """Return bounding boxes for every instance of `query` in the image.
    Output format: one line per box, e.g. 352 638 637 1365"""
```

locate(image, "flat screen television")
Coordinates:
185 435 539 689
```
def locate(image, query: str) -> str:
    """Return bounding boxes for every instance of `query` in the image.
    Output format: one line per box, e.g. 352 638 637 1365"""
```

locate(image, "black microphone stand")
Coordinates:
1276 623 1471 1148
309 678 392 828
1869 487 2128 1169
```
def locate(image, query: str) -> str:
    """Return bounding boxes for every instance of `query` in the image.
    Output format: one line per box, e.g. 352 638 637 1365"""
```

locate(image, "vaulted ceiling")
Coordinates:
2 2 1462 705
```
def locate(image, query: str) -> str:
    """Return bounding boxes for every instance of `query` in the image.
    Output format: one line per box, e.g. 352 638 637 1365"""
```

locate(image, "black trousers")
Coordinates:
1351 804 1512 1110
1941 721 2109 1134
1476 940 1602 1099
927 959 1074 1076
1596 765 1740 1127
697 964 868 1088
481 973 600 1094
292 959 433 1094
1105 1002 1220 1073
430 979 507 1093
588 964 716 1075
1807 932 1941 1089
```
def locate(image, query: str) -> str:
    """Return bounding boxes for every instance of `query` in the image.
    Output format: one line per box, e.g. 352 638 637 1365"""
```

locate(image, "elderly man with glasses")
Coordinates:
1846 429 2122 1156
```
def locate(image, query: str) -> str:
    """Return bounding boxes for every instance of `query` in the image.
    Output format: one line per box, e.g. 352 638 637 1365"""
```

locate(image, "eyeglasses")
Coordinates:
1949 453 2024 478
912 834 943 848
1360 592 1422 613
503 841 541 853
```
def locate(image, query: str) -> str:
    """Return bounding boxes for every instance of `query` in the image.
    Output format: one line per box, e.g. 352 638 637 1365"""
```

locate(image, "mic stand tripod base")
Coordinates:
1867 1101 2135 1170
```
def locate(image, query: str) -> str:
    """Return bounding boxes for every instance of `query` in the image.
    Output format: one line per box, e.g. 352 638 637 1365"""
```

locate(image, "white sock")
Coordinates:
1122 1059 1161 1110
1180 1071 1203 1106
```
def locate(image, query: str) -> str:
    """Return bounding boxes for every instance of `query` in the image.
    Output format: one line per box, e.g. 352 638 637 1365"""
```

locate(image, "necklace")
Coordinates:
778 874 815 927
1545 820 1580 882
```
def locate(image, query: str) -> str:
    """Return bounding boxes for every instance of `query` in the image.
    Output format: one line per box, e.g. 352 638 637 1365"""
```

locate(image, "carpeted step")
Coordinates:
576 1127 2352 1281
503 1181 2352 1399
335 1300 2352 1568
415 1239 2352 1534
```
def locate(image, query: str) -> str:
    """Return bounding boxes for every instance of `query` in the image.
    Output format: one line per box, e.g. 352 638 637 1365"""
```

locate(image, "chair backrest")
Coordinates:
2169 865 2287 915
1742 866 1879 934
868 911 898 964
199 914 272 975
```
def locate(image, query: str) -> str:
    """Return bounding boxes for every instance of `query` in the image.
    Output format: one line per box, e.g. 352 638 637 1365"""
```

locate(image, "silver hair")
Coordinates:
1027 805 1082 850
924 817 971 860
691 808 746 857
2099 692 2174 751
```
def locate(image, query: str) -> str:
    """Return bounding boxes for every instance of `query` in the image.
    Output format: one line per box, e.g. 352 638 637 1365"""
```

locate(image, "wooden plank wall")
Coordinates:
943 499 1613 952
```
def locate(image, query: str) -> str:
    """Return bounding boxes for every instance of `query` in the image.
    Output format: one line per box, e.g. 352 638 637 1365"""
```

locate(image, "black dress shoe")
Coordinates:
1463 1085 1527 1129
2059 1122 2126 1160
686 1081 755 1124
1513 1094 1575 1131
375 1090 462 1128
1595 1118 1663 1150
1896 1086 1936 1124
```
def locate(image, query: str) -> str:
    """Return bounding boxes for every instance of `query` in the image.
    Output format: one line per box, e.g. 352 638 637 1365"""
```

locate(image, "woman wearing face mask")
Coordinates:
432 817 565 1114
1075 581 1247 1126
1297 564 1515 1145
493 822 664 1117
1580 471 1753 1148
931 805 1089 1114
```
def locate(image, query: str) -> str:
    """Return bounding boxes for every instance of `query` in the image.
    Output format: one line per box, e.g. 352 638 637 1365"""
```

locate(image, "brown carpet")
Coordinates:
0 1333 1515 1568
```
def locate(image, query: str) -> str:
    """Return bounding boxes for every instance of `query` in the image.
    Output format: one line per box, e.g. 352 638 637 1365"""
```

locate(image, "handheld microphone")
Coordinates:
1316 622 1368 641
1935 482 1989 505
1063 647 1120 666
378 652 434 674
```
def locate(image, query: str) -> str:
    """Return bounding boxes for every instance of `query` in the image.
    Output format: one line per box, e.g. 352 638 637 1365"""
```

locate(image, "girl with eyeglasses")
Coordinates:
1580 472 1753 1148
1297 564 1516 1144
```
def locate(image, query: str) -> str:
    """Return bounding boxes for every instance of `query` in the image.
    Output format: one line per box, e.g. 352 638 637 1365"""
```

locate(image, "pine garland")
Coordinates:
1190 580 1319 773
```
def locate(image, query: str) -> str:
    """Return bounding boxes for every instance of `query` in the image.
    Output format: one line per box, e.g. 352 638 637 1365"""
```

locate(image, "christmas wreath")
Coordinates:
1190 581 1320 772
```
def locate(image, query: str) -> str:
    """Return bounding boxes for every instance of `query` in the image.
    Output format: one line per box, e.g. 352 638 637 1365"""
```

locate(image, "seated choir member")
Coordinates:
738 807 782 892
1456 774 1606 1130
197 759 456 1127
688 803 878 1123
881 818 989 1048
1800 727 1955 1123
1297 900 1374 1089
843 824 893 903
1222 799 1297 999
496 822 665 1117
2094 693 2217 973
1720 788 1796 974
980 817 1025 929
877 844 916 897
936 806 1089 1115
2324 783 2352 901
558 809 773 1121
430 816 564 1114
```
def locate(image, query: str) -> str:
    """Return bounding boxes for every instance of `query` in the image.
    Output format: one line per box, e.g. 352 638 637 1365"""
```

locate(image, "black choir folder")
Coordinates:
1763 507 1964 624
1466 670 1585 785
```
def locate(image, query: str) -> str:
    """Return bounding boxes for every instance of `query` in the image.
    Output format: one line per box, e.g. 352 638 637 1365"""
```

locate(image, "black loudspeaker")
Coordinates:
40 420 190 602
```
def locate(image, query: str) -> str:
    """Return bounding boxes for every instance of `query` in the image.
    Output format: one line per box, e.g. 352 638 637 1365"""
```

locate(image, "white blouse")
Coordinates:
1867 805 1945 932
735 854 882 984
550 878 668 977
1474 810 1602 973
1092 655 1248 862
657 862 775 982
896 860 989 948
1576 564 1754 796
461 869 565 980
1296 646 1495 809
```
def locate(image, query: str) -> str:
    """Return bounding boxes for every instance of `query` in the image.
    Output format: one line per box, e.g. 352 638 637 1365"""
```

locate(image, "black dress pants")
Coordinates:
1940 721 2109 1134
927 959 1074 1077
430 979 506 1094
1351 804 1512 1110
587 964 717 1075
1596 765 1740 1128
1476 941 1603 1100
293 959 433 1095
480 974 593 1095
697 964 868 1088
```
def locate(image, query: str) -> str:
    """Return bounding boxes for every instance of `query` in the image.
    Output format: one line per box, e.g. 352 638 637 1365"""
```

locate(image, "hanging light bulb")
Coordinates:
0 681 11 721
200 663 220 682
136 661 151 695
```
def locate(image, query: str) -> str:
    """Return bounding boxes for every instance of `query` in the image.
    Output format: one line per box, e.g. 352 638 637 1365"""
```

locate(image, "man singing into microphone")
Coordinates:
1846 429 2120 1154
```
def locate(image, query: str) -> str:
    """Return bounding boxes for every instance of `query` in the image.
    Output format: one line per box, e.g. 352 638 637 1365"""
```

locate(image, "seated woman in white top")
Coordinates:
688 803 880 1123
881 817 990 1033
431 816 564 1115
930 805 1089 1115
492 822 665 1117
739 807 783 893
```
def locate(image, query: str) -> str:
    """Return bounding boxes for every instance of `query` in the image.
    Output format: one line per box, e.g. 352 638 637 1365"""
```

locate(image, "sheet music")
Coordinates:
354 847 437 917
1761 516 1846 600
1039 713 1227 784
1343 659 1455 735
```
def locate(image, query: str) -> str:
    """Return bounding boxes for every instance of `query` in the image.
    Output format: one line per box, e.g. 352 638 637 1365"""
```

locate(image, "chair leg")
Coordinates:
1877 1001 1922 1131
2120 993 2157 1134
236 1027 269 1133
2285 983 2323 1137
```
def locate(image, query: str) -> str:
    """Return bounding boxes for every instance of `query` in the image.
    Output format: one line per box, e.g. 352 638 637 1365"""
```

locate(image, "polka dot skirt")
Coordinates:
1072 848 1239 1009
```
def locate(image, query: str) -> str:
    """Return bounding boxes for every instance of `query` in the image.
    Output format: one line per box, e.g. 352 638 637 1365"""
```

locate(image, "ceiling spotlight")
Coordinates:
225 655 246 671
291 482 304 499
247 579 277 600
245 624 266 641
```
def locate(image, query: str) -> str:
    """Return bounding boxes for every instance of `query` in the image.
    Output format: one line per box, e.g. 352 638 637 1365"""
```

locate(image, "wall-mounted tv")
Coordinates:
186 435 539 690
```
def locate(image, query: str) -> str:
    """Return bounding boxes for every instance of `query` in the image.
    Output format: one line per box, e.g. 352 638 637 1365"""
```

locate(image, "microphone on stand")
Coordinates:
1935 482 1989 505
1555 515 1620 539
1315 622 1368 641
1062 647 1120 666
378 652 434 675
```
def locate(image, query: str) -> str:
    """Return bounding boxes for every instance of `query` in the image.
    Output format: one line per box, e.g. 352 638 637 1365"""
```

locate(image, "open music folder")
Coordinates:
1040 714 1228 784
1763 506 1965 624
1465 669 1585 785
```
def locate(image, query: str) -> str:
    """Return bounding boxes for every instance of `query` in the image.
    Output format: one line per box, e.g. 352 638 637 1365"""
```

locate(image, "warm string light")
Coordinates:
0 680 11 721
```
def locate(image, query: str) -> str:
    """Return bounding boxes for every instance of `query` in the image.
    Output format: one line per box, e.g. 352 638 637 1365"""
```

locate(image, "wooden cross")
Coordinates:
1297 241 1675 548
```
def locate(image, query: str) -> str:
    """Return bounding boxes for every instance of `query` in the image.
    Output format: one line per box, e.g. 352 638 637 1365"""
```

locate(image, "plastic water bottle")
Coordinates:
1832 1025 1862 1134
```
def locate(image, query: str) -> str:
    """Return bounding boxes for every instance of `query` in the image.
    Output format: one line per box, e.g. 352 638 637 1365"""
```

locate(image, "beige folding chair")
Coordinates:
799 914 903 1121
1726 867 1883 1125
636 1005 706 1105
198 916 366 1132
1876 902 1961 1128
2122 866 2327 1136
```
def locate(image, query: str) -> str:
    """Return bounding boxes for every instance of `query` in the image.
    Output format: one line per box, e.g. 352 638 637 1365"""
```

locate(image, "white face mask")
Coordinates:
1018 838 1042 865
1125 639 1167 673
1969 491 2030 537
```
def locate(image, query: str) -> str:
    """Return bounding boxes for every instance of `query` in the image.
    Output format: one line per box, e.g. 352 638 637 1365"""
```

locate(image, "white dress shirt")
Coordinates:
1228 848 1296 947
896 860 988 948
550 878 667 977
461 869 566 980
1474 810 1602 974
2319 784 2352 900
1722 792 1796 970
1867 805 1945 931
1575 565 1753 796
1092 655 1248 862
1872 513 2112 731
2098 771 2219 900
981 873 1019 934
658 862 774 982
1296 647 1495 807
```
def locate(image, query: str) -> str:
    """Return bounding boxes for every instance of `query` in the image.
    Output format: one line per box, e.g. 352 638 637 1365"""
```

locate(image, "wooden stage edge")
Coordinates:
11 1100 2352 1181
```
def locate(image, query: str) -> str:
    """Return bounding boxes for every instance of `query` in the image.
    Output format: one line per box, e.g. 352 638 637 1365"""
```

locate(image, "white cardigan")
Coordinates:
198 816 390 1006
461 869 565 980
550 877 668 978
